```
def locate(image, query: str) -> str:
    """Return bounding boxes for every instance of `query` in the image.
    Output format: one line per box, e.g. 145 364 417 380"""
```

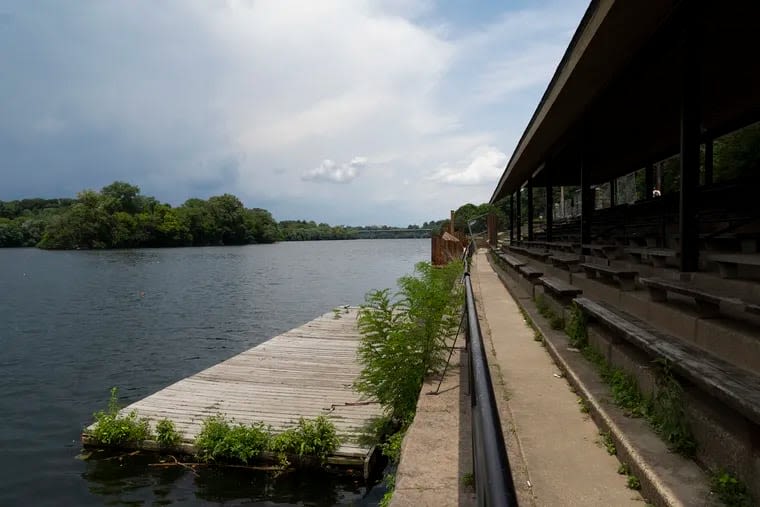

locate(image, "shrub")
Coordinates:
356 260 463 421
565 302 587 348
156 418 182 448
90 387 152 446
194 415 270 464
268 416 340 463
711 470 753 507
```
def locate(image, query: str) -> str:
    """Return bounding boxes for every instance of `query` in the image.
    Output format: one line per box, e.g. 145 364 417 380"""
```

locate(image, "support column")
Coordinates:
545 171 554 244
515 190 522 242
581 162 592 250
527 178 534 242
679 7 700 272
509 194 515 243
645 163 654 199
704 138 714 185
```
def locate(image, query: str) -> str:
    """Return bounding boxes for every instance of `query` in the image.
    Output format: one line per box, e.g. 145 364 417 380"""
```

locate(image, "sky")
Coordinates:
0 0 587 226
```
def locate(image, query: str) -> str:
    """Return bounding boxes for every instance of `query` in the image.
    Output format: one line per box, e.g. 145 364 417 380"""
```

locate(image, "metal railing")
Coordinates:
463 245 518 506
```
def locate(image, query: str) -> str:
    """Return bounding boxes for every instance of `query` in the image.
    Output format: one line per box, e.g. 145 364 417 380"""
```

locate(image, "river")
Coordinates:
0 239 428 506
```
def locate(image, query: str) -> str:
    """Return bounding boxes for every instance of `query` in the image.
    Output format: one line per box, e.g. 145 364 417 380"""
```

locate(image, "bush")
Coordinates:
565 303 587 348
268 416 340 464
90 387 152 446
356 260 463 421
156 418 182 448
194 415 270 464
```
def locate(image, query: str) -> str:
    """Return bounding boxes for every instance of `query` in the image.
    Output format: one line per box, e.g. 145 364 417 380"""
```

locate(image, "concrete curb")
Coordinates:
486 252 718 507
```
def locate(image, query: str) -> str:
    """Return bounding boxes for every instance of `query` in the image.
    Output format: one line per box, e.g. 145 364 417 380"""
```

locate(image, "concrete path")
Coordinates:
471 250 644 506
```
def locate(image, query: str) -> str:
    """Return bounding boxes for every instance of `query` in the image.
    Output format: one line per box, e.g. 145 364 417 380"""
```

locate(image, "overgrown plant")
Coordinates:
156 418 182 448
89 387 152 446
710 470 754 507
194 415 270 464
356 260 464 422
565 302 587 348
647 359 696 456
269 416 340 464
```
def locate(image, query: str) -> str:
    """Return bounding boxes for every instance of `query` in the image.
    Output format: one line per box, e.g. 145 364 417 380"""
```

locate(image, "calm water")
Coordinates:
0 239 428 506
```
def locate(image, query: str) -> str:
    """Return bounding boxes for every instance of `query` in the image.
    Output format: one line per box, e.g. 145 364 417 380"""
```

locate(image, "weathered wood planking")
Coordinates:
83 307 383 468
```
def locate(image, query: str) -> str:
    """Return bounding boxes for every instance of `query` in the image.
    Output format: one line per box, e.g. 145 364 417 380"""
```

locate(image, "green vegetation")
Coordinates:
89 387 153 446
710 470 754 507
626 474 641 491
1 181 447 249
535 294 564 330
564 302 587 348
356 260 463 422
194 416 270 464
600 431 617 455
356 259 464 506
462 472 475 488
192 414 339 466
564 306 697 456
578 397 590 414
155 419 182 448
268 416 340 464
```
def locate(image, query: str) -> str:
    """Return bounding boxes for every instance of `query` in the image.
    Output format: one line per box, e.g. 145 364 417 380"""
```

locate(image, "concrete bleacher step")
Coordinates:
574 296 760 426
539 276 582 305
639 276 750 318
573 296 760 502
580 263 638 290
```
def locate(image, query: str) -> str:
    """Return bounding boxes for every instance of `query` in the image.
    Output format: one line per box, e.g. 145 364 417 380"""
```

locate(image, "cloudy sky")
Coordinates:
0 0 587 225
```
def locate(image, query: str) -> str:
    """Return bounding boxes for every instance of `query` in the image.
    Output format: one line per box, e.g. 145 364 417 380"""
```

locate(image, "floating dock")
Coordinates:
82 307 384 475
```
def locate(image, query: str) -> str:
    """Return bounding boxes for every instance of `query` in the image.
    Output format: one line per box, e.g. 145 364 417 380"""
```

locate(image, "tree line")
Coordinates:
0 182 441 249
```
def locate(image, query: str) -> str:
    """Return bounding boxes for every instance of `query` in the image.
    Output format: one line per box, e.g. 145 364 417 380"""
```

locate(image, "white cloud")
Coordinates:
302 157 367 184
429 146 507 186
1 0 588 225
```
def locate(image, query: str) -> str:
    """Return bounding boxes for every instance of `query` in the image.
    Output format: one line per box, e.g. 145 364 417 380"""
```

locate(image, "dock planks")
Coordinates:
83 307 383 470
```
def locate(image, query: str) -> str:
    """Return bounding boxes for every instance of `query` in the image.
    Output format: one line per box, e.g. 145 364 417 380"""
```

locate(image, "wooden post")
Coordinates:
679 6 700 272
527 178 534 241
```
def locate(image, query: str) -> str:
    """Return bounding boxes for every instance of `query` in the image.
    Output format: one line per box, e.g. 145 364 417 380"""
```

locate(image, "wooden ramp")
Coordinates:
83 307 383 473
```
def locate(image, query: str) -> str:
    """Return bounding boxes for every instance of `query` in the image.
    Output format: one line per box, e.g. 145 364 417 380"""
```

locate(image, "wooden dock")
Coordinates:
83 306 384 474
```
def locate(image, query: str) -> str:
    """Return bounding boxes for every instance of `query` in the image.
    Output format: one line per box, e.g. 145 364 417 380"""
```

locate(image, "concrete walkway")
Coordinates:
471 250 644 506
391 251 645 506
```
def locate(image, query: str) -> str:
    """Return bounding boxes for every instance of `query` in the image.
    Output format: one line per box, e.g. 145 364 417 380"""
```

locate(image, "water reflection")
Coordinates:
82 451 375 506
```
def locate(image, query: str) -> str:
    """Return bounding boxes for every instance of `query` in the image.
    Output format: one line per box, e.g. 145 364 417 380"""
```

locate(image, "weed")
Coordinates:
533 329 543 342
194 415 270 464
356 260 463 421
535 294 550 317
710 470 753 507
617 463 630 475
156 418 182 448
578 397 590 414
332 307 342 319
626 475 641 490
600 431 616 455
89 387 152 446
647 359 697 456
268 416 341 464
564 302 587 348
462 472 475 487
381 429 405 464
549 314 564 330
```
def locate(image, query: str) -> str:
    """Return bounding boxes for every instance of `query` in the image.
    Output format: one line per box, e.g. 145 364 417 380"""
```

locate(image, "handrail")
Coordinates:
464 269 519 506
